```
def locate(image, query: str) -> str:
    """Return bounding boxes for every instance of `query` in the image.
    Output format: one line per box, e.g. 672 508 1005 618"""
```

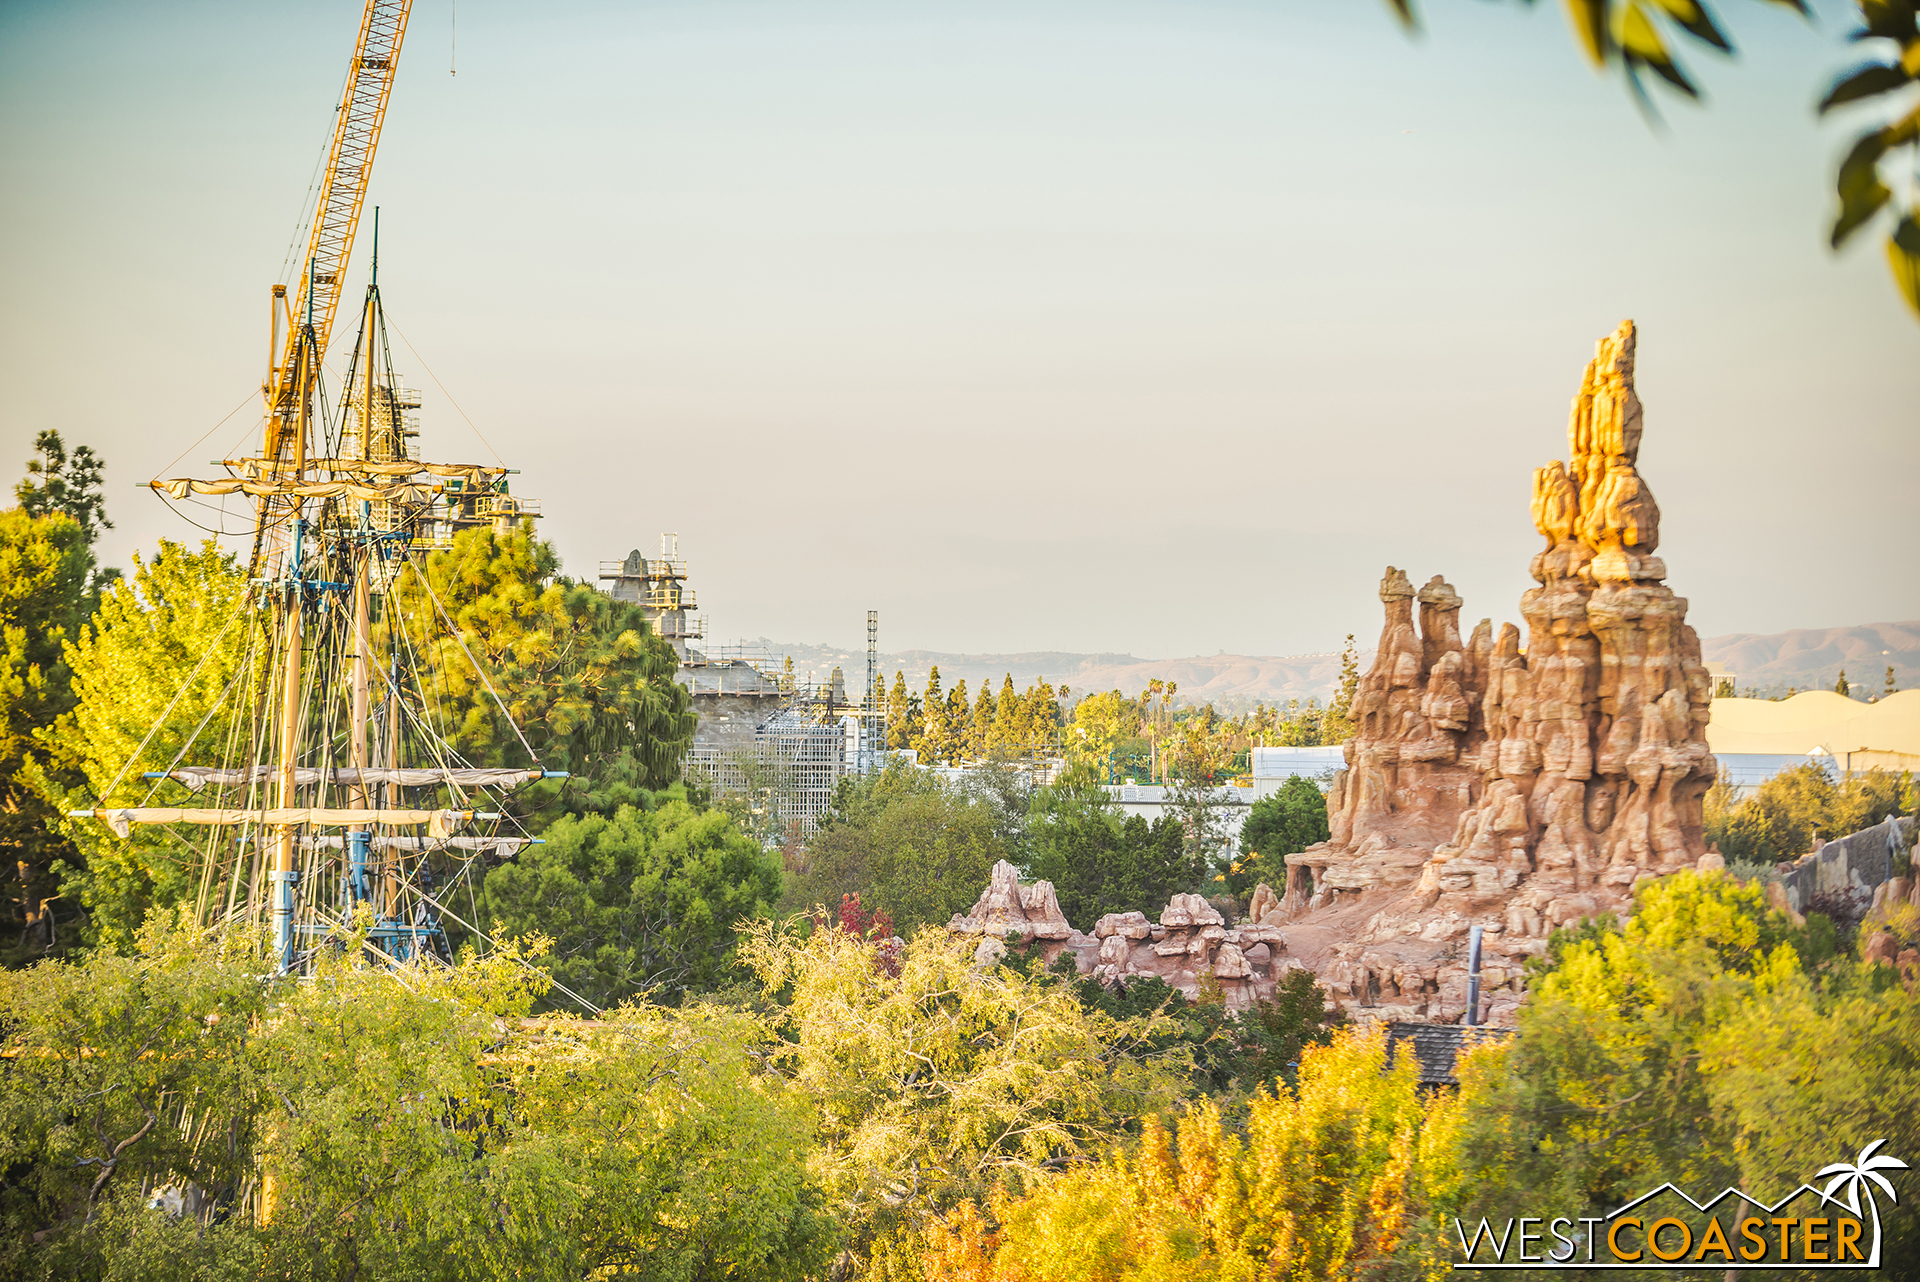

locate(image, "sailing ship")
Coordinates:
68 0 556 973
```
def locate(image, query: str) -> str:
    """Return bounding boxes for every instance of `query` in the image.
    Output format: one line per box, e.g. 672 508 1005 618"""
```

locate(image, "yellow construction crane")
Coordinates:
254 0 413 573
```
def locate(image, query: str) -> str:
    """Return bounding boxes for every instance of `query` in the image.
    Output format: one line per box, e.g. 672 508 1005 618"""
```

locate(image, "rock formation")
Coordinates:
945 322 1714 1028
1278 320 1716 1024
948 864 1297 1010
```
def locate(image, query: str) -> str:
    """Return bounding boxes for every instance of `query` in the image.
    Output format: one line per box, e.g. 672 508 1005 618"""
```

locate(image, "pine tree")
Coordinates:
1835 669 1851 698
1887 666 1899 698
971 679 995 759
915 666 949 763
993 674 1019 753
947 679 972 760
16 431 111 546
1322 634 1361 743
887 671 914 750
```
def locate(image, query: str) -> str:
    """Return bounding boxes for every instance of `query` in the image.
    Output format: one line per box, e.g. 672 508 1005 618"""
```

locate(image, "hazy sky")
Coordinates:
3 0 1914 659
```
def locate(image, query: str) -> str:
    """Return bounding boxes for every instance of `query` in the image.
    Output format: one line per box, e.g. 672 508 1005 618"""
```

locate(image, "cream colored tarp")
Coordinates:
151 478 438 503
222 458 505 484
1707 689 1920 771
80 808 467 839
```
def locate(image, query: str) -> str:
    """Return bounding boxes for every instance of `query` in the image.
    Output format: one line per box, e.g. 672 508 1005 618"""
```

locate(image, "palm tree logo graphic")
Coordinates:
1816 1139 1909 1267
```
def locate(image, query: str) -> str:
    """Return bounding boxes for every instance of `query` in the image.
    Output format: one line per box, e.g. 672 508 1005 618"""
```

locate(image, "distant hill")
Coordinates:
749 620 1920 708
1698 620 1919 696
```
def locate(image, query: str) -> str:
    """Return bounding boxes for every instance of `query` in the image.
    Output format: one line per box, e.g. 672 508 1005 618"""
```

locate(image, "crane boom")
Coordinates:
256 0 412 570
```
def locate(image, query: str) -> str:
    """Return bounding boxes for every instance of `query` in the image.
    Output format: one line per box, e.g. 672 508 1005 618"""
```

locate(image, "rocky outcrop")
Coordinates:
948 860 1073 942
951 871 1294 1010
1278 320 1716 1026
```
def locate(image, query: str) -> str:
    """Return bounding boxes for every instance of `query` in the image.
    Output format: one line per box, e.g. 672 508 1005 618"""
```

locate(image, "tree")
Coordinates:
914 666 950 764
15 430 111 546
1451 870 1919 1266
1384 0 1920 320
1837 668 1853 697
0 509 97 964
1888 665 1900 697
971 678 995 760
947 678 972 759
0 913 835 1280
1233 775 1331 899
1064 689 1136 781
788 761 1006 934
1323 634 1360 743
24 539 256 952
1028 766 1204 923
921 1026 1467 1281
887 670 917 751
389 527 695 821
736 919 1188 1275
480 790 783 1008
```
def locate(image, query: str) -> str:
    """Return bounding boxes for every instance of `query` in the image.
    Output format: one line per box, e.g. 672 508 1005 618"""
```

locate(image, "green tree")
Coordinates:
1384 0 1920 320
25 539 256 952
1837 667 1853 697
971 677 995 760
947 677 972 760
913 666 950 763
481 790 783 1008
790 760 1005 933
15 430 111 545
391 527 695 821
1064 689 1137 781
0 508 97 964
0 913 835 1281
1028 766 1204 923
1322 634 1360 743
1453 870 1919 1265
737 919 1187 1275
1233 775 1330 899
886 670 917 750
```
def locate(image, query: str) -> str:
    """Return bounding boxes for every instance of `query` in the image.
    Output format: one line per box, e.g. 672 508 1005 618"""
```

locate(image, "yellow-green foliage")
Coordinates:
1454 870 1920 1263
0 913 833 1281
921 1027 1474 1281
26 539 255 949
739 922 1190 1273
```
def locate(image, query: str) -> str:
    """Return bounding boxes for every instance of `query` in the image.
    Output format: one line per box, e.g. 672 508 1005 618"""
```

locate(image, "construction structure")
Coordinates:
602 537 885 840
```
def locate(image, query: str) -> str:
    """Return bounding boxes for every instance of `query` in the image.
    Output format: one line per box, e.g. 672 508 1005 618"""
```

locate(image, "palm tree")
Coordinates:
1816 1139 1909 1266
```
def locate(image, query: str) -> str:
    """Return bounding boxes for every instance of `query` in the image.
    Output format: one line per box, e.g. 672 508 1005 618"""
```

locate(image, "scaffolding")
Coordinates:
599 534 700 658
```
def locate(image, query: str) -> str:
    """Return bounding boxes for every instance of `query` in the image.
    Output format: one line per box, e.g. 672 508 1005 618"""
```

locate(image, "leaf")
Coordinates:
1619 2 1701 95
1820 62 1912 113
1562 0 1612 64
1649 0 1733 52
1888 216 1920 319
1831 130 1894 247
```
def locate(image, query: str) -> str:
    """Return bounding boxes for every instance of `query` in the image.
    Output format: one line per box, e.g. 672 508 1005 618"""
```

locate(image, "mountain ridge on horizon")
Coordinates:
740 620 1920 707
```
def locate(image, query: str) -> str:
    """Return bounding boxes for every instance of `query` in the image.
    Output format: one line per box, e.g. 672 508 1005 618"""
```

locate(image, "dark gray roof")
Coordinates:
1384 1022 1514 1086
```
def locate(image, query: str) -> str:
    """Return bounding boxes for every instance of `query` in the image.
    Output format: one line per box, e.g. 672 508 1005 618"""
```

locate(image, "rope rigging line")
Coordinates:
403 557 541 766
390 322 506 466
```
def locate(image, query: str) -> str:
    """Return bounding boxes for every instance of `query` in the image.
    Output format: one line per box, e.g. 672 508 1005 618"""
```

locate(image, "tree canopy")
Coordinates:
481 789 783 1009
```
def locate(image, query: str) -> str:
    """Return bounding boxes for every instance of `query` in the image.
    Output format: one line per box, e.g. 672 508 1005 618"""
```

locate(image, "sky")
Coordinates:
2 0 1915 660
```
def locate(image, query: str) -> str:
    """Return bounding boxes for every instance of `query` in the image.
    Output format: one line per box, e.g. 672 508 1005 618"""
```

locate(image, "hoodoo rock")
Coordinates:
945 322 1711 1028
1276 320 1715 1024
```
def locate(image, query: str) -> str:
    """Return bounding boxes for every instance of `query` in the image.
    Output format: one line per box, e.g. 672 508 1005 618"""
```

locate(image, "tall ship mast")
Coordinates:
70 0 554 973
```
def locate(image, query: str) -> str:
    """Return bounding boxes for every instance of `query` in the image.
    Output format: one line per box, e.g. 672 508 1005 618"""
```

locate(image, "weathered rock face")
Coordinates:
1280 320 1716 1025
948 860 1073 942
951 872 1293 1010
943 323 1712 1028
